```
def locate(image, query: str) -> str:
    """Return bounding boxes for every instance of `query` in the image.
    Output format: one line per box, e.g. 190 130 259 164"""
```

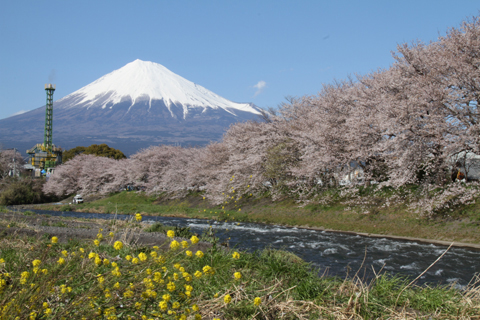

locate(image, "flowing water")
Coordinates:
14 208 480 288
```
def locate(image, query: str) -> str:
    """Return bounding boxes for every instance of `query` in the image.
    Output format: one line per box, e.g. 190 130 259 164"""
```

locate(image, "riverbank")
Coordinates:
0 212 479 319
19 190 480 248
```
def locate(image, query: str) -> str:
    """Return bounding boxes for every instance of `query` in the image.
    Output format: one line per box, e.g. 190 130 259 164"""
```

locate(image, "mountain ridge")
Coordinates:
0 60 263 155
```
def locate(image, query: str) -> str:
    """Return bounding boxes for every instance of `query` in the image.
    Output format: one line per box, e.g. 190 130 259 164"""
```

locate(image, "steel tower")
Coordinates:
44 84 55 149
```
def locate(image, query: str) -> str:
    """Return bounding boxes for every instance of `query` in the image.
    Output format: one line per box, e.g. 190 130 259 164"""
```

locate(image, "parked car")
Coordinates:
73 195 84 204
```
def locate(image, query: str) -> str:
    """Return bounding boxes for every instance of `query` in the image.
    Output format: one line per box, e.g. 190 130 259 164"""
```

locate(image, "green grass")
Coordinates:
0 230 477 319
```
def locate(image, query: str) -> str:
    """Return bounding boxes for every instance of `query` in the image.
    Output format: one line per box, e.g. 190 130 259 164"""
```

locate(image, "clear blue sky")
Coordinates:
0 1 479 119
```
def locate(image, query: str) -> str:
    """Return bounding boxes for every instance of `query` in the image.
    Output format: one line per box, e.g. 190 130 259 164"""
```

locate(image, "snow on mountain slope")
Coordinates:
57 59 261 119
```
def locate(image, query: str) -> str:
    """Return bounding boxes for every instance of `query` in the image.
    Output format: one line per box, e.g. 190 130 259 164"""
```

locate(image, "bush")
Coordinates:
0 178 59 205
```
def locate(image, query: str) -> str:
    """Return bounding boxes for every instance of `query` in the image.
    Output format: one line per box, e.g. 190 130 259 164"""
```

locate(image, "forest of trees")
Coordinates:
62 144 127 162
44 17 480 215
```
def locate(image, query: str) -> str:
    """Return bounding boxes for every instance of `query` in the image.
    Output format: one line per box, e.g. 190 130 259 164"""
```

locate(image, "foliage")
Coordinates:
63 144 126 163
0 178 58 205
43 16 480 216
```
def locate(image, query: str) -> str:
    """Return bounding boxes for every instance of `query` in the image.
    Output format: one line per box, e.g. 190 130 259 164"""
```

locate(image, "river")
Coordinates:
16 208 480 288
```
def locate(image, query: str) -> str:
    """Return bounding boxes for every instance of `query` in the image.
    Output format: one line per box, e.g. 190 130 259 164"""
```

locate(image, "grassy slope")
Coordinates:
0 225 478 319
36 187 480 245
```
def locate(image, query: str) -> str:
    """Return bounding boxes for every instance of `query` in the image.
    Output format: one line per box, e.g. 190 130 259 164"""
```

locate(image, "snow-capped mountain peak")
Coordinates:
57 59 261 118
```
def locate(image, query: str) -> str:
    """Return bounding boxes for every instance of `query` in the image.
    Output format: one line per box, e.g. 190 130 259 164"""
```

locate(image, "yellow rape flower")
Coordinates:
132 257 139 264
158 300 168 311
32 259 41 267
181 240 189 248
113 241 123 250
194 270 202 278
195 250 204 258
190 235 199 244
112 267 121 277
170 240 180 250
167 281 175 292
125 255 132 261
162 293 171 302
94 239 100 246
186 250 193 257
167 230 175 238
138 252 147 261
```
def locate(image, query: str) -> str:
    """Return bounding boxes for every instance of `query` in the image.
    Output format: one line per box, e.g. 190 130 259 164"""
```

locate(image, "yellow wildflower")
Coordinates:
234 272 242 280
167 230 175 238
232 251 240 259
57 257 65 265
138 252 147 262
167 281 176 292
190 235 199 244
158 300 168 310
254 297 261 306
195 250 204 258
135 213 142 221
224 294 232 304
186 250 193 257
51 236 58 244
163 293 171 302
181 240 189 248
113 241 123 250
123 290 134 298
94 239 100 246
170 240 180 250
32 259 41 267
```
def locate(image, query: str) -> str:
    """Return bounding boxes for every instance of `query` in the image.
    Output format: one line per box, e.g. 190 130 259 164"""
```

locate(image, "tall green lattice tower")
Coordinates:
26 84 62 172
44 84 55 149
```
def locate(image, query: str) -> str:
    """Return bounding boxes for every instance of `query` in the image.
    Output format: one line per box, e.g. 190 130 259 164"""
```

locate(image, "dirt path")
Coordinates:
0 211 212 252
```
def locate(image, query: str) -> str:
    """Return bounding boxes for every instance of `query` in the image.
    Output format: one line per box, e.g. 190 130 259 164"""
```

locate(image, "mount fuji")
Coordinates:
0 60 263 155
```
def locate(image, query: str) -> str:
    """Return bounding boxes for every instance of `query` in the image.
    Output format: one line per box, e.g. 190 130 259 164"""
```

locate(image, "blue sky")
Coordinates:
0 1 479 119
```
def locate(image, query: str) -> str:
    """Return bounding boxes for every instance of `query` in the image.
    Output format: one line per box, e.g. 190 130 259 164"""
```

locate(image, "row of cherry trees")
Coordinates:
44 17 480 211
